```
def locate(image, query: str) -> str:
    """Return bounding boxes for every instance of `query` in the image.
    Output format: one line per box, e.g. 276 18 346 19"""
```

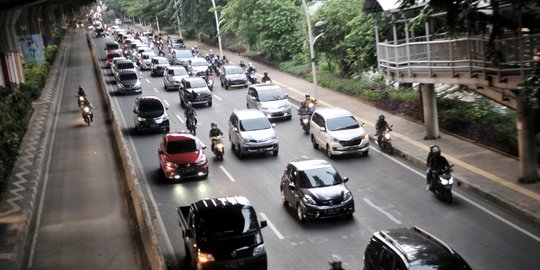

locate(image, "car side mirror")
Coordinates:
133 109 137 113
233 127 238 132
284 93 289 98
343 177 349 183
319 127 326 132
158 149 164 155
272 123 276 128
251 96 257 101
260 220 267 229
361 122 365 127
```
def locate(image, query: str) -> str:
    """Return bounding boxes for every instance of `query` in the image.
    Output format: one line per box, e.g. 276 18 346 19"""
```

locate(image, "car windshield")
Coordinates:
239 118 271 131
166 139 198 154
120 73 138 81
226 66 244 74
187 80 207 88
258 88 286 102
327 116 360 131
176 51 192 58
191 60 207 67
197 207 258 239
118 62 134 69
142 54 153 59
138 99 164 118
169 68 187 76
297 166 343 188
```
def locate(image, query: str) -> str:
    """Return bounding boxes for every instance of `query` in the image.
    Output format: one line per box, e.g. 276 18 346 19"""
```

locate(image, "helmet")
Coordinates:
209 49 213 53
328 254 343 270
379 115 385 121
264 72 268 76
430 145 441 157
79 85 83 90
211 122 217 129
186 102 192 108
305 93 311 99
194 45 197 48
249 62 253 67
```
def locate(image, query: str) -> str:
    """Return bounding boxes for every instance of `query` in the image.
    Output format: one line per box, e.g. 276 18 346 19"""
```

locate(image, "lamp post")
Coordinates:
210 0 223 57
301 0 325 99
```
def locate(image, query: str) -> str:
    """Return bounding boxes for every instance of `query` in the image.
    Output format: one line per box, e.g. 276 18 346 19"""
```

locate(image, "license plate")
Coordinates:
225 262 242 268
346 146 358 150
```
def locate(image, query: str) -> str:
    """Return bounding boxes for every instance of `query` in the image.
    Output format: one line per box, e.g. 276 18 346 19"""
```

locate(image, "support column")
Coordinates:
516 98 539 183
420 83 440 139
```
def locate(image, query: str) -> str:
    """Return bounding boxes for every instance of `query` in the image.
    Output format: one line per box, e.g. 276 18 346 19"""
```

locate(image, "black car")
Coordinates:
133 96 170 133
179 77 212 107
280 159 354 222
220 65 248 90
150 56 170 77
364 226 472 270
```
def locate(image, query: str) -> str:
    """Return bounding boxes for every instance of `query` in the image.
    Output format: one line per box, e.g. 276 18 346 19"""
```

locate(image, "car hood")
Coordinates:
192 66 208 72
328 127 366 140
166 150 203 164
170 75 188 82
197 231 263 253
301 184 347 202
240 128 275 141
259 99 289 110
226 73 246 80
120 79 139 85
187 87 211 94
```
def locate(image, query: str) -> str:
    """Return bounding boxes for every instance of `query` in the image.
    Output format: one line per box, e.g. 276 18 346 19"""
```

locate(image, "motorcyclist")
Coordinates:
191 45 198 56
221 55 229 65
81 99 93 122
208 49 216 63
301 93 317 108
261 72 272 83
375 114 390 146
239 60 246 70
426 145 450 190
328 254 344 270
184 102 198 127
77 85 86 97
246 62 256 74
208 122 223 152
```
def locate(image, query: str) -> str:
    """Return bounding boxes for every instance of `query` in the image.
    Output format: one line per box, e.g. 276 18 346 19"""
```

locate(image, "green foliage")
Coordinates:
44 45 58 63
23 63 49 100
388 88 418 101
278 60 310 77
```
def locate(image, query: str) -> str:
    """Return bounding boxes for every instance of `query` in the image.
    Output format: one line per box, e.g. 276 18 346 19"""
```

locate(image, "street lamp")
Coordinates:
301 0 325 99
210 0 223 57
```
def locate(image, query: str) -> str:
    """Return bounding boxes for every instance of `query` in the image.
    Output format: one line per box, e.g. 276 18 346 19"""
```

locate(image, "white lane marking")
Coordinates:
301 155 310 159
145 78 150 83
163 99 169 107
220 166 236 182
378 149 540 242
153 87 158 93
213 95 222 101
176 114 185 123
291 103 299 109
363 198 402 224
259 212 284 240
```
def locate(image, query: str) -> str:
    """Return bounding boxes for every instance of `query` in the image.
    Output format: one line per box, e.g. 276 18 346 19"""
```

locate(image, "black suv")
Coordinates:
133 96 170 133
179 77 212 107
363 226 472 270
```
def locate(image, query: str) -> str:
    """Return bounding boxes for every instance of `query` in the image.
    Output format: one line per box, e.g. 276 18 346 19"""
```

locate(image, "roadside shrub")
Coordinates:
23 63 49 100
45 45 58 64
278 60 310 77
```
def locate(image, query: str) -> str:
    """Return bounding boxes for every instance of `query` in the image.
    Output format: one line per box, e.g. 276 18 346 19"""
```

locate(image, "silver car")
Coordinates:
228 109 279 158
163 66 189 91
246 84 292 120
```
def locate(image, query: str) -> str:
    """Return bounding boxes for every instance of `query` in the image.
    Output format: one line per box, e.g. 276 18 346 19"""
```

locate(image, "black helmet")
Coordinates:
430 145 441 157
379 115 385 121
79 85 83 90
211 122 217 129
264 72 268 76
329 254 343 270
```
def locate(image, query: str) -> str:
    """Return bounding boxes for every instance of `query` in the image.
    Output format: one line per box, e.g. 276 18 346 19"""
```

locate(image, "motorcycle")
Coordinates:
82 105 93 126
428 164 454 204
376 125 393 155
246 70 257 84
205 75 214 91
77 95 87 108
186 116 197 135
210 135 225 160
298 103 315 135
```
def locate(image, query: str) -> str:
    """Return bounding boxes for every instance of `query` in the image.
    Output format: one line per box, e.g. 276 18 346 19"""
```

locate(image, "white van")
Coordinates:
309 107 369 158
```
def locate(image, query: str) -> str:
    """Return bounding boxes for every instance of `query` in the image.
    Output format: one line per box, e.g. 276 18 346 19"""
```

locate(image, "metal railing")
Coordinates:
377 33 540 79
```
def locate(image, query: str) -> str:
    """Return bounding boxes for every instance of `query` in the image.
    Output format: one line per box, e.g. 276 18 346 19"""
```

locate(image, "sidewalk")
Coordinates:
189 39 540 227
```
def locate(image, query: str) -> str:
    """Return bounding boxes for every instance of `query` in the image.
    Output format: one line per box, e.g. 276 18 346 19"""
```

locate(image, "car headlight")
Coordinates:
252 244 266 256
343 190 352 201
134 81 141 87
303 194 316 205
165 161 178 169
364 133 370 140
332 137 340 142
197 250 215 264
137 117 146 122
195 155 207 166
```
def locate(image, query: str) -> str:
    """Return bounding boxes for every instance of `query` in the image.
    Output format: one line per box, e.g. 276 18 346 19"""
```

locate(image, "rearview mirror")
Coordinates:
260 220 267 228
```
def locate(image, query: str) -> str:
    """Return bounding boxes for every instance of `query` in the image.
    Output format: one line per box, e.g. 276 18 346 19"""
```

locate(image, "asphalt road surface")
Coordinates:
91 31 540 270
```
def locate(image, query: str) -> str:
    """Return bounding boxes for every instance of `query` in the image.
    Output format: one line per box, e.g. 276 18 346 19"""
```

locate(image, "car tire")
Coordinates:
311 135 318 149
273 150 278 156
326 145 334 159
225 82 229 90
280 188 287 206
287 115 292 120
208 101 212 107
297 204 305 223
165 126 170 132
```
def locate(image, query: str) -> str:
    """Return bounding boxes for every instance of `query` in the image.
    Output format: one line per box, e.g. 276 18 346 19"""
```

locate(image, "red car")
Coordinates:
158 132 209 180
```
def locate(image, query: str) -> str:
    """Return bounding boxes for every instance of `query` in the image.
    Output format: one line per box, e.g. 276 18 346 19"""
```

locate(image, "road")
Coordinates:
91 32 540 270
27 30 144 269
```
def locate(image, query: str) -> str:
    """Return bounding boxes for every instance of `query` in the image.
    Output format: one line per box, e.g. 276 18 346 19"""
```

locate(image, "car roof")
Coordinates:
152 56 167 60
182 77 205 83
251 84 282 91
314 107 353 118
289 159 331 171
164 131 196 142
191 196 252 214
118 69 137 75
233 109 267 120
167 66 186 70
190 58 208 63
375 227 465 267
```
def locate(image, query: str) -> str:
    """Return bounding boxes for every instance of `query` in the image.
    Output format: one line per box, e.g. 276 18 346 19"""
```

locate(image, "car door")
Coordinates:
246 87 258 108
228 114 239 146
310 113 326 147
283 165 298 204
133 97 140 126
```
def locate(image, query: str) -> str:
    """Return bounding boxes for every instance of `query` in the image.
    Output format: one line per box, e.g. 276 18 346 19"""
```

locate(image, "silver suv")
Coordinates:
246 84 292 120
309 107 369 158
228 109 279 158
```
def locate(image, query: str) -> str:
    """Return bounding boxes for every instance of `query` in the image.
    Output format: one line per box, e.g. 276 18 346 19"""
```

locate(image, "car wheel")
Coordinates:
220 80 224 87
208 101 212 107
326 145 334 159
297 204 305 223
363 150 369 157
311 135 318 149
273 150 278 156
180 98 185 108
287 115 292 120
280 188 287 206
225 82 229 90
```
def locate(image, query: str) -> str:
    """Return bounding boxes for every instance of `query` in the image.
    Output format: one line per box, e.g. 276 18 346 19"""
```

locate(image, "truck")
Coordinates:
177 196 268 270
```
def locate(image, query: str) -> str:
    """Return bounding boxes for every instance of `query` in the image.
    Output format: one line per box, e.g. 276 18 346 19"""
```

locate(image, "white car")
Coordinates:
115 18 122 25
228 109 279 158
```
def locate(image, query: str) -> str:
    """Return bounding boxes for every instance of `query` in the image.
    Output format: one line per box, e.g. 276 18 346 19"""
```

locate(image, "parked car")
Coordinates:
158 131 208 180
150 56 170 77
364 226 472 270
137 51 155 70
246 84 292 120
133 96 170 133
116 70 142 95
228 109 279 158
179 77 212 107
170 49 193 67
280 159 354 222
309 107 370 158
163 66 189 91
220 65 248 90
187 57 210 77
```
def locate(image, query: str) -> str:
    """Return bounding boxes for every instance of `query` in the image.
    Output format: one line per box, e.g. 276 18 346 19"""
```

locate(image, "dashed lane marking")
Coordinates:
259 212 284 240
